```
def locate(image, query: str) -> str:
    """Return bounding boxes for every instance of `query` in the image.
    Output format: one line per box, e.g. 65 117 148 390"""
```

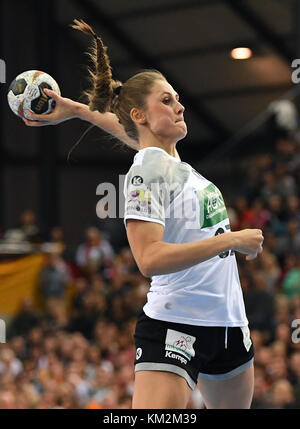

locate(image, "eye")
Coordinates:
162 98 170 104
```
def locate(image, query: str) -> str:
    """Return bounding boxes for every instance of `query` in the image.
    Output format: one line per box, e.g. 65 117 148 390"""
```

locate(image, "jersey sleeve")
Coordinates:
123 150 191 228
123 156 168 227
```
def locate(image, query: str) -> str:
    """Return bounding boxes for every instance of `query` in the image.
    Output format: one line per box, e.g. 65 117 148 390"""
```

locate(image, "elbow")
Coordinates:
139 254 156 278
136 242 163 278
139 260 153 278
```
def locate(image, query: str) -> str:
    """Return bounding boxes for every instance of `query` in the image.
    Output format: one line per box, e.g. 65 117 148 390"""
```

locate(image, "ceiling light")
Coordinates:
231 47 252 60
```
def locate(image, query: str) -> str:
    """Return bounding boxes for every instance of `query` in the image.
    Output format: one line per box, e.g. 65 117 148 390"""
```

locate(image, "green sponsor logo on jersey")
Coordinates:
195 183 228 228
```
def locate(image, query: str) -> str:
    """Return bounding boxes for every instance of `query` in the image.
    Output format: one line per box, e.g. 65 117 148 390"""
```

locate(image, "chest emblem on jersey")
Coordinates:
165 329 196 361
195 183 228 228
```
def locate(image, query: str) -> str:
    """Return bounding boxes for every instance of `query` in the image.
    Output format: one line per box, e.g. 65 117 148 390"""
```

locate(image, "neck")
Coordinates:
139 136 179 159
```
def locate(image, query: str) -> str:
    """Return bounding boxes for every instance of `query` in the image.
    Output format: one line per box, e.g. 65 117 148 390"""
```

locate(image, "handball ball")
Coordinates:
7 70 60 120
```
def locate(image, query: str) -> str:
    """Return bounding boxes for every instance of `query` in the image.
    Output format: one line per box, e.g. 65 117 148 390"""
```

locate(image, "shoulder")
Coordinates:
126 149 191 188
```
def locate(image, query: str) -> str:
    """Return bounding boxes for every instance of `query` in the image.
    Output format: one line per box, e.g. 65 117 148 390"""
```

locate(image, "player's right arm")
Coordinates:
126 220 264 278
22 88 139 150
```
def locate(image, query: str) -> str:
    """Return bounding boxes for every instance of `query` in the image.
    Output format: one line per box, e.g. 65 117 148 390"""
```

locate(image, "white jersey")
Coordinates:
123 147 248 327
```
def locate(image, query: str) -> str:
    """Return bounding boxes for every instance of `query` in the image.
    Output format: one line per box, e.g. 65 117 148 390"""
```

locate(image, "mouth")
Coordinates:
175 118 184 123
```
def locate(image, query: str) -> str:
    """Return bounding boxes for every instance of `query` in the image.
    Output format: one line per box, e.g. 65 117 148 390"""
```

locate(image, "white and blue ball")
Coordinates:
7 70 60 119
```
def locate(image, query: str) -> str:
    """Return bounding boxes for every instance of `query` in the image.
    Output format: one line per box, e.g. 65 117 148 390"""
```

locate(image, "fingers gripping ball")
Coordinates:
7 70 60 120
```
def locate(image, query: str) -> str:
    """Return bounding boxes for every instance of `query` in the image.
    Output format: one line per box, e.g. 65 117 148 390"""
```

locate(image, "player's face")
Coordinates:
143 80 187 142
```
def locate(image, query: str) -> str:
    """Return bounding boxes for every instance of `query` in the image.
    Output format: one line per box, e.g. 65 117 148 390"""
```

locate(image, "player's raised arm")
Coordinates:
23 90 139 150
72 102 139 151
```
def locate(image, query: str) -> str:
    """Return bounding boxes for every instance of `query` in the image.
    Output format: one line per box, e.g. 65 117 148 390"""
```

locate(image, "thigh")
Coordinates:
132 370 192 409
197 363 254 409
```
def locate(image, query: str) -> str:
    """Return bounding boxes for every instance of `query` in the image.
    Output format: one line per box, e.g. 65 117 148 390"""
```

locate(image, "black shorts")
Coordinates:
134 311 254 390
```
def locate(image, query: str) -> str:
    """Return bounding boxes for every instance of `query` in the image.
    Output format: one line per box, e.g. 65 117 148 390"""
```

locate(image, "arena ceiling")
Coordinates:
56 0 295 157
1 0 296 168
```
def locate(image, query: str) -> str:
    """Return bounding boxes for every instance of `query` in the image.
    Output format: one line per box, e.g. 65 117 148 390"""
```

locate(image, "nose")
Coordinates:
176 100 185 115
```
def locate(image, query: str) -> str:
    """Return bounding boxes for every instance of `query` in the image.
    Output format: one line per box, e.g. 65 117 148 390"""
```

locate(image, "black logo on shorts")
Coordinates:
132 176 143 186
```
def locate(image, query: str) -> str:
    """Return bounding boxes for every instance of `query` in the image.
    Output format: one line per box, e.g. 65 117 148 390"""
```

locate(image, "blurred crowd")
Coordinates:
0 133 299 409
228 134 300 409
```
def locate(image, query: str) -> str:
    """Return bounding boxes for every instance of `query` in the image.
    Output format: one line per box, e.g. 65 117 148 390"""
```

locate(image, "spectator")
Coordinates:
19 209 43 243
250 198 270 230
282 256 300 299
68 292 107 340
289 351 300 405
243 271 276 342
273 162 297 198
0 390 16 409
8 298 41 339
89 362 115 405
260 171 278 204
42 299 68 332
242 162 262 204
263 231 281 259
106 295 133 327
232 196 255 230
49 226 74 264
291 294 300 319
50 226 64 245
72 277 89 312
251 366 272 409
286 195 300 224
0 347 23 377
274 136 296 165
260 251 281 294
9 336 27 362
274 295 292 325
266 194 287 237
250 330 265 351
90 273 108 295
40 250 71 303
277 220 300 259
274 323 293 356
266 355 289 384
269 379 297 408
76 227 115 278
255 347 273 373
280 254 299 285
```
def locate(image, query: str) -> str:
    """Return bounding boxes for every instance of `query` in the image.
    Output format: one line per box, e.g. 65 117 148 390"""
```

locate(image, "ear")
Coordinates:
130 108 147 125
